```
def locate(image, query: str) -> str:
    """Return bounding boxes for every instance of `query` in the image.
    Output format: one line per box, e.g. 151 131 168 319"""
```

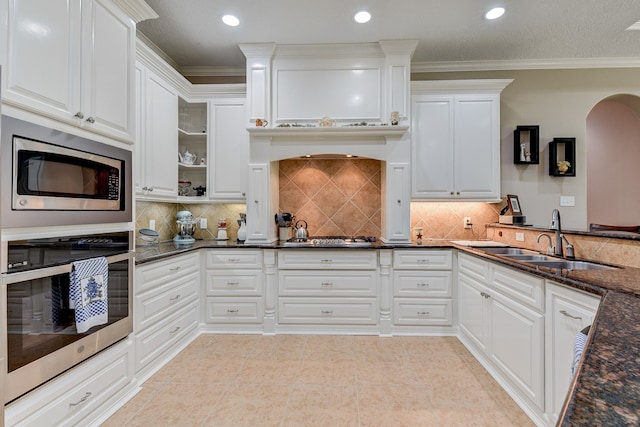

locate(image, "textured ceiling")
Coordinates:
137 0 640 74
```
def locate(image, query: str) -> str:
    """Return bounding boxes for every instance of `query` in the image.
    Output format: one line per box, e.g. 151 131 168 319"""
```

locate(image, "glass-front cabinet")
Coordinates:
177 98 208 200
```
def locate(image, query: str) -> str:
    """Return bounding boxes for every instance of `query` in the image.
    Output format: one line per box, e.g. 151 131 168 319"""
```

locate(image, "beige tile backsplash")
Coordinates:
136 190 639 267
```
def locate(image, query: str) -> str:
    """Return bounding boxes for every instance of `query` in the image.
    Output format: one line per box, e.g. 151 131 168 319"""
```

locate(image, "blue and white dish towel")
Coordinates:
70 257 108 333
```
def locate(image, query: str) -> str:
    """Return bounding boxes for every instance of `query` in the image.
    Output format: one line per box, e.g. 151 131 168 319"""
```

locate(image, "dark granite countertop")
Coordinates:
134 239 640 425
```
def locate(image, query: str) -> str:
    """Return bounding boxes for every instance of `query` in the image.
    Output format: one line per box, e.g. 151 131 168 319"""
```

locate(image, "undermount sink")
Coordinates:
480 246 618 271
527 260 617 271
481 247 539 256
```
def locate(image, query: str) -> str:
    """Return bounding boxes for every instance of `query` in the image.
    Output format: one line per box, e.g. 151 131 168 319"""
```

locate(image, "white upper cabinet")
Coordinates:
135 62 178 199
208 99 248 201
411 80 512 201
1 0 135 143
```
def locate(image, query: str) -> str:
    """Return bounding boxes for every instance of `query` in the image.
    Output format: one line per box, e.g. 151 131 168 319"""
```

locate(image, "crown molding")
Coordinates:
179 66 247 77
111 0 158 23
411 57 640 73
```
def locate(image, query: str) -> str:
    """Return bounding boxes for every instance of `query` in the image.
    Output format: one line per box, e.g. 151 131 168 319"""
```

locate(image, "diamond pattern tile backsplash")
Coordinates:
279 158 382 237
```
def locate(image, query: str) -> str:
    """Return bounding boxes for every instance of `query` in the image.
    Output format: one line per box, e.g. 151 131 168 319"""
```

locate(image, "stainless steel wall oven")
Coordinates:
1 231 133 403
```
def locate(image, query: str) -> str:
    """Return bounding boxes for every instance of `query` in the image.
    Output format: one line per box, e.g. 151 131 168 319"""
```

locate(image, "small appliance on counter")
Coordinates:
275 212 294 241
174 210 198 244
237 213 247 242
216 217 228 240
138 228 159 246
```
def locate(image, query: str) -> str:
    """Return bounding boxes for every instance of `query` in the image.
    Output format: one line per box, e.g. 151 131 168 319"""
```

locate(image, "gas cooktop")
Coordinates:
283 236 376 248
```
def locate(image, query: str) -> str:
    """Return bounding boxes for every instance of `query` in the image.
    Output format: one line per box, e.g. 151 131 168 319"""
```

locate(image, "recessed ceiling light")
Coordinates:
222 14 240 27
484 7 505 20
354 10 371 24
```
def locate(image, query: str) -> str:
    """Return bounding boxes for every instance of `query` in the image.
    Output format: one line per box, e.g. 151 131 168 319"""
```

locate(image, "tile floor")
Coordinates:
103 335 534 427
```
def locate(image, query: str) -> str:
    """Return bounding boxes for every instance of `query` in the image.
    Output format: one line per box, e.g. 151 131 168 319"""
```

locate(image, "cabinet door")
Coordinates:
545 282 600 423
490 291 545 411
80 0 135 142
411 95 454 198
143 70 178 198
2 0 81 120
458 272 490 353
134 62 145 194
209 99 248 200
384 162 411 242
454 95 500 199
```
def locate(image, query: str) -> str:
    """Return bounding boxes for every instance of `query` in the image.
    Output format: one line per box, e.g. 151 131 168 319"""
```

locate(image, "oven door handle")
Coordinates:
2 251 135 285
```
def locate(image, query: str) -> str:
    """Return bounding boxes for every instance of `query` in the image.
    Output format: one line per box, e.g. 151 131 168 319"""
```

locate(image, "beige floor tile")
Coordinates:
283 384 359 427
203 383 290 427
358 383 439 426
123 383 228 426
295 359 357 385
106 335 533 427
101 383 164 426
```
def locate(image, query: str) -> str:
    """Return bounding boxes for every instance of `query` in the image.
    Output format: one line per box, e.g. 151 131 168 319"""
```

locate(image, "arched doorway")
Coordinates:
586 95 640 227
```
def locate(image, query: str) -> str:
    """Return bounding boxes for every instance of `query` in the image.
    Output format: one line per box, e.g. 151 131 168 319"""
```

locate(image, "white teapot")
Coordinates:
178 150 195 165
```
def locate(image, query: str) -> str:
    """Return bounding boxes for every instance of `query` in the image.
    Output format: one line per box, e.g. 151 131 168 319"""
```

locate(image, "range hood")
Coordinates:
240 40 418 244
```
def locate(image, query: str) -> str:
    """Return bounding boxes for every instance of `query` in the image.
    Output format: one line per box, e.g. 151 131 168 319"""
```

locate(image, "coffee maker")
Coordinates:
173 210 197 244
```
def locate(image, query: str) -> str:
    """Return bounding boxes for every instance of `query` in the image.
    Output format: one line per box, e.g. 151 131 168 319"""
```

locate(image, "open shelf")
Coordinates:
549 137 576 176
513 125 539 164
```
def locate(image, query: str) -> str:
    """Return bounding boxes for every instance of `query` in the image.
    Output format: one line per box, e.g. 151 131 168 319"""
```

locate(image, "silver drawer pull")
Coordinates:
227 309 239 313
320 259 333 263
227 258 241 262
69 392 92 407
560 310 582 320
169 326 180 334
321 282 333 287
227 282 240 286
321 310 333 315
417 311 430 316
169 294 181 301
170 266 181 271
417 283 429 287
417 259 430 263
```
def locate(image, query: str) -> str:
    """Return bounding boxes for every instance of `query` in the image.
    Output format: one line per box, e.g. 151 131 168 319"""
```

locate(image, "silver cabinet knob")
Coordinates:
86 116 95 124
74 112 84 119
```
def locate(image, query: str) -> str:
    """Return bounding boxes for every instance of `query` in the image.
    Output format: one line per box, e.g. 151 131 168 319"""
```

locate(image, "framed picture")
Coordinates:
506 194 522 215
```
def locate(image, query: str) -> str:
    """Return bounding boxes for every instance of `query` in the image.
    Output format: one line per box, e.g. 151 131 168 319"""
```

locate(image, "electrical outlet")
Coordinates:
516 232 525 242
463 217 472 229
200 218 207 229
149 219 155 231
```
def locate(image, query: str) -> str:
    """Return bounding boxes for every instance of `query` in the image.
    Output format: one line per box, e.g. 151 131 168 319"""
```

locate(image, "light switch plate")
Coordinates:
515 232 525 242
560 196 575 207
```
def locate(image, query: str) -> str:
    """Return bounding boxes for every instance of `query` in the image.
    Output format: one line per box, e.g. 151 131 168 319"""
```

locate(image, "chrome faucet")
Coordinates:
549 209 563 257
536 233 554 255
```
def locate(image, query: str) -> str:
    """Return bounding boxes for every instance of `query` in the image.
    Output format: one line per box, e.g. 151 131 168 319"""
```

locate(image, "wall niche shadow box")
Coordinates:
549 137 576 176
513 125 539 164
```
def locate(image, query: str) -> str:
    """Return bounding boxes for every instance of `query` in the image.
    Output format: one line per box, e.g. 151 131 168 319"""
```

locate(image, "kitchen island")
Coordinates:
134 239 640 426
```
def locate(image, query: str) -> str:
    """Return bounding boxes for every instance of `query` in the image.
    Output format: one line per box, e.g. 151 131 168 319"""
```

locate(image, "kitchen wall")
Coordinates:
413 68 640 230
135 201 246 242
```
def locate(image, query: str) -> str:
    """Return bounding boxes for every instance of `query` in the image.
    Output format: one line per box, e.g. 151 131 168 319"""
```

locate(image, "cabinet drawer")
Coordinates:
458 252 489 282
393 270 452 297
491 263 544 312
393 250 452 270
205 270 262 296
278 298 377 325
136 252 200 293
278 250 377 269
393 299 453 326
135 271 199 332
206 250 263 269
204 297 263 324
135 301 199 371
6 340 133 427
278 270 377 296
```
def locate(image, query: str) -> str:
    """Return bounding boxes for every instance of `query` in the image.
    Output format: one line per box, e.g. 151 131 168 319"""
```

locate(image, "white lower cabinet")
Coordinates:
277 250 378 331
203 250 264 331
134 252 200 379
5 339 135 427
392 250 453 331
544 281 600 426
458 252 545 420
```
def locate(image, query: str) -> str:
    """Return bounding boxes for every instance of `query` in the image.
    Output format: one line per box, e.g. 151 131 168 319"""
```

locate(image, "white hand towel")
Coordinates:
70 257 109 333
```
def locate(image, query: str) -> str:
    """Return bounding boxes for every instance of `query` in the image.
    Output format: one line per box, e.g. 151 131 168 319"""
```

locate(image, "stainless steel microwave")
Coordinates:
1 115 132 228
